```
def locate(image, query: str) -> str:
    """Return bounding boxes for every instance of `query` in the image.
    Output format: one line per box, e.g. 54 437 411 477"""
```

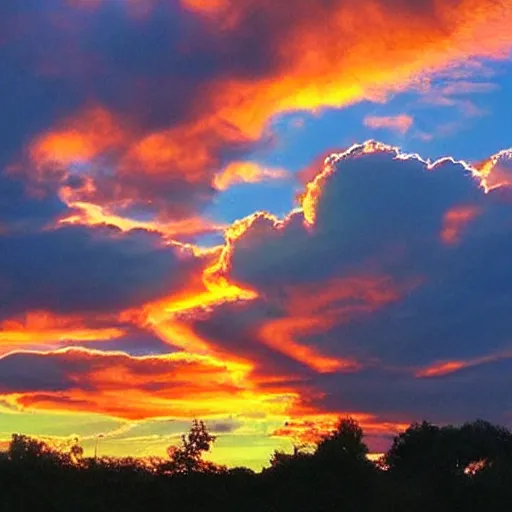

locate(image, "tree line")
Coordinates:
1 418 511 511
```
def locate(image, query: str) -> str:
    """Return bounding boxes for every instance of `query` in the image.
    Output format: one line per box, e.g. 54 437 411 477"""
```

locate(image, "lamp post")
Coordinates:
94 434 104 461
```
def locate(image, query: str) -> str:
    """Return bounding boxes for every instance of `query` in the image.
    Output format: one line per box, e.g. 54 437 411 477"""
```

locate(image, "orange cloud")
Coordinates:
260 316 357 374
282 276 403 317
416 361 467 378
183 0 512 142
440 205 481 245
0 348 301 421
363 115 413 134
120 120 246 182
0 311 124 355
416 350 512 378
29 106 128 171
258 276 404 373
57 200 225 239
22 105 254 229
122 233 259 358
213 162 289 191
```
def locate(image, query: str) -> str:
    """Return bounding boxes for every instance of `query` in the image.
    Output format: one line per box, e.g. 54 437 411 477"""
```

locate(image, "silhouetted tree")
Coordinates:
269 443 313 469
386 420 512 479
262 417 377 512
458 419 512 468
383 420 512 512
2 417 512 512
8 433 64 467
9 434 49 461
385 421 454 476
164 419 219 474
316 417 369 462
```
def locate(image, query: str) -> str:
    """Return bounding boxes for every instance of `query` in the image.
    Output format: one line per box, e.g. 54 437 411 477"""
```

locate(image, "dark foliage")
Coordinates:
1 418 512 511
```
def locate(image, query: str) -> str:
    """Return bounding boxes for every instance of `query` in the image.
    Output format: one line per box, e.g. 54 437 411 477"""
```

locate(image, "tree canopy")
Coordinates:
1 417 512 511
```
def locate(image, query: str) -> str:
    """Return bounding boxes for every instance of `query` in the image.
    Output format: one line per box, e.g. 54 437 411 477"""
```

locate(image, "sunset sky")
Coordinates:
1 0 512 470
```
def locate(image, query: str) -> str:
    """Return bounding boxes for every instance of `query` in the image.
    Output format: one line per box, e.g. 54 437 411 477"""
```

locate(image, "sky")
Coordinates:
1 0 512 470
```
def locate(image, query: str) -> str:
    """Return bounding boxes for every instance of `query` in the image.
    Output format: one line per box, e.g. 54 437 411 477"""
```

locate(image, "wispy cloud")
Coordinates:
363 115 414 134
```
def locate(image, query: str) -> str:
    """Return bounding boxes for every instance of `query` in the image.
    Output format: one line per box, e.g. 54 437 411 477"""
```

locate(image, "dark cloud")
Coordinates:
0 171 67 229
0 224 201 317
187 143 512 428
192 298 318 378
210 419 241 434
228 146 483 289
315 358 512 426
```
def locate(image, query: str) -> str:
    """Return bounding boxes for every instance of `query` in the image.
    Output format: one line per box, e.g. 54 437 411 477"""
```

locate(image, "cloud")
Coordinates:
176 0 512 138
314 358 512 426
438 80 499 96
4 0 512 228
182 142 512 432
19 105 236 226
226 143 482 291
4 141 512 448
0 311 125 356
0 348 295 421
363 115 414 134
477 148 512 190
213 162 289 191
0 171 67 231
439 205 482 245
0 224 203 318
2 0 512 454
0 310 172 357
57 200 226 240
